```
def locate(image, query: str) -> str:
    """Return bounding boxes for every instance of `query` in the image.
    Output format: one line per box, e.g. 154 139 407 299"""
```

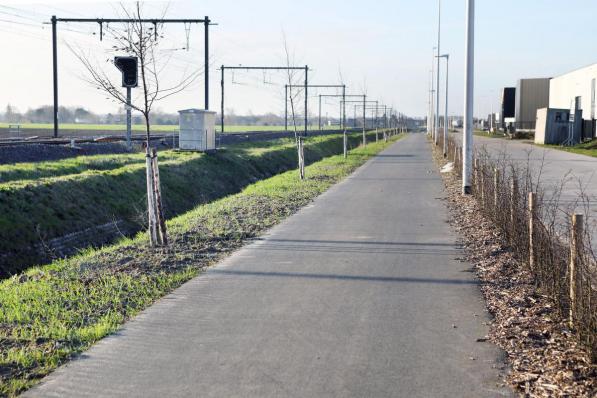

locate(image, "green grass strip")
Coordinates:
0 134 404 396
0 133 372 274
541 139 597 158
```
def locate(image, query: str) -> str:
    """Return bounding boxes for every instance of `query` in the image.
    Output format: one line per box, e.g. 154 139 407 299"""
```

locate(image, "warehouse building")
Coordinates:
500 87 516 128
549 62 597 140
515 78 551 130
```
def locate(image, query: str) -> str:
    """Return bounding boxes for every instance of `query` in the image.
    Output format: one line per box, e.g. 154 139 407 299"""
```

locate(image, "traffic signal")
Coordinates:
114 56 138 88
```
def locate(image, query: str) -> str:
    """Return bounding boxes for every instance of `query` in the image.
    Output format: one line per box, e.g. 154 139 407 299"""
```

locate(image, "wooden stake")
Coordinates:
152 148 168 246
529 192 537 271
494 168 500 208
145 148 158 246
569 213 583 329
343 130 347 159
473 158 479 193
480 165 485 206
510 176 518 228
298 136 305 180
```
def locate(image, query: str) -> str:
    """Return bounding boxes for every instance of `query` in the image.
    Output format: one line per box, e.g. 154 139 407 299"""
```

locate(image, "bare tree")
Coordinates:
282 32 305 180
70 1 201 246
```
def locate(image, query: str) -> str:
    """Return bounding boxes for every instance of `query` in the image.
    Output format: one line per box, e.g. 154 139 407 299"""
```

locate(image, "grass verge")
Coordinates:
0 132 375 274
542 139 597 158
0 134 404 396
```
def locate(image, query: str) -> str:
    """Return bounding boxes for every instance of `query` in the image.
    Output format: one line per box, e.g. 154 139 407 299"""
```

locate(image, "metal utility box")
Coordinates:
535 108 582 145
178 109 216 151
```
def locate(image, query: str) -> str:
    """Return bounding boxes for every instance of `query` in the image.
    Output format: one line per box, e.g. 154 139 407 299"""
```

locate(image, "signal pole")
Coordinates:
463 0 475 195
126 87 132 149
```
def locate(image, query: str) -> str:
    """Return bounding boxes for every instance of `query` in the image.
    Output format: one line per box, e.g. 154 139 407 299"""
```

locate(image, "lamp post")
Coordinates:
431 47 437 140
437 54 449 158
463 0 475 195
435 0 442 146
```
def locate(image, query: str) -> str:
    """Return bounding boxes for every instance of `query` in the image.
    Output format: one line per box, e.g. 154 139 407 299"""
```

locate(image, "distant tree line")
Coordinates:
0 104 316 126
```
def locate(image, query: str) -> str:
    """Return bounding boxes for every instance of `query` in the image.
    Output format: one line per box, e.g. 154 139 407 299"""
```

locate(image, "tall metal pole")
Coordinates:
220 65 224 134
204 17 210 110
304 66 308 136
362 95 366 145
431 48 436 140
126 87 132 149
444 55 449 157
428 69 432 135
438 54 449 157
285 85 288 131
463 0 475 195
375 101 379 140
52 15 59 138
318 95 322 131
342 85 346 130
435 0 442 145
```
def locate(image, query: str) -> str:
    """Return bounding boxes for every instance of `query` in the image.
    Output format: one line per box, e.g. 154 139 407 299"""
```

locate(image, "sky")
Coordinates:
1 0 597 119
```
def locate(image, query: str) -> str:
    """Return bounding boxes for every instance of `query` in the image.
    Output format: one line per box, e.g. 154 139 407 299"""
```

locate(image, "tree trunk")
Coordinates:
298 136 305 180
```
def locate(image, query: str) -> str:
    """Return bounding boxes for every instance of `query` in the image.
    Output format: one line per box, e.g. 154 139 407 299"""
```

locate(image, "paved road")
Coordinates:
27 134 511 398
451 134 597 233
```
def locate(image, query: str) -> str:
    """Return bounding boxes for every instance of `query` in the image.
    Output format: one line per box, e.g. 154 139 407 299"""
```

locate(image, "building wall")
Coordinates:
549 63 597 122
515 78 551 129
501 87 516 119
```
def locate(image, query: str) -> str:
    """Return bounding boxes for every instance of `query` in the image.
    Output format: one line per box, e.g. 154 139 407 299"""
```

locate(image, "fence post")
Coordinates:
493 168 500 208
529 192 537 271
473 158 478 192
480 164 485 206
569 213 583 329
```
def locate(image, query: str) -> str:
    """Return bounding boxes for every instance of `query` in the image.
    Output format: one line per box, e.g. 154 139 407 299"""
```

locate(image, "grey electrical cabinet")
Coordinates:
178 109 216 151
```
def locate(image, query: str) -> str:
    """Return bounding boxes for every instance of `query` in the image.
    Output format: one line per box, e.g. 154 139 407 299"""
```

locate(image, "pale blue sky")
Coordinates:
1 0 596 118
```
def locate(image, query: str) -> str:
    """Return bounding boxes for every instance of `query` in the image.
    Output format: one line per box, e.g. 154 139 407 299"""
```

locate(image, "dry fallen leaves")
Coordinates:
432 144 597 398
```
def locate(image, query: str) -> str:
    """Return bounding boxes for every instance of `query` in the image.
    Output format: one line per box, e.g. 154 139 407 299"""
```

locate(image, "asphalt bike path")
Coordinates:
27 134 511 397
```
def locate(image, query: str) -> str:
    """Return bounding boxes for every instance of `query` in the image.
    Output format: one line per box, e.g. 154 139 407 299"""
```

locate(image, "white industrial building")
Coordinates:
549 63 597 140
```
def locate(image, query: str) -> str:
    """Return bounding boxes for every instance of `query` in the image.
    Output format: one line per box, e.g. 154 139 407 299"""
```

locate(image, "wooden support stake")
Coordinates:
529 192 537 271
145 148 158 246
151 148 168 246
569 213 583 329
480 165 485 206
298 137 305 180
473 158 479 192
494 168 500 208
343 130 347 159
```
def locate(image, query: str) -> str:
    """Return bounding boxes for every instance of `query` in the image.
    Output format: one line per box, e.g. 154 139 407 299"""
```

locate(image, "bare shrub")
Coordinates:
442 134 597 362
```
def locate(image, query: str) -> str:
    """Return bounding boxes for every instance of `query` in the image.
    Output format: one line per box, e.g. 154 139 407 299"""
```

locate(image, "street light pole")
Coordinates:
435 0 442 146
431 47 437 140
463 0 475 195
438 54 449 158
428 69 432 136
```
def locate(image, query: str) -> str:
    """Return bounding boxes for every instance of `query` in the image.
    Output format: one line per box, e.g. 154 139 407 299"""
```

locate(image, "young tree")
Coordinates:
70 1 201 246
282 33 305 180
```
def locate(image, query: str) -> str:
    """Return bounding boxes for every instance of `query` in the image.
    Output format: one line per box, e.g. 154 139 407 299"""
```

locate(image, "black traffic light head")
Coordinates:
114 56 138 88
